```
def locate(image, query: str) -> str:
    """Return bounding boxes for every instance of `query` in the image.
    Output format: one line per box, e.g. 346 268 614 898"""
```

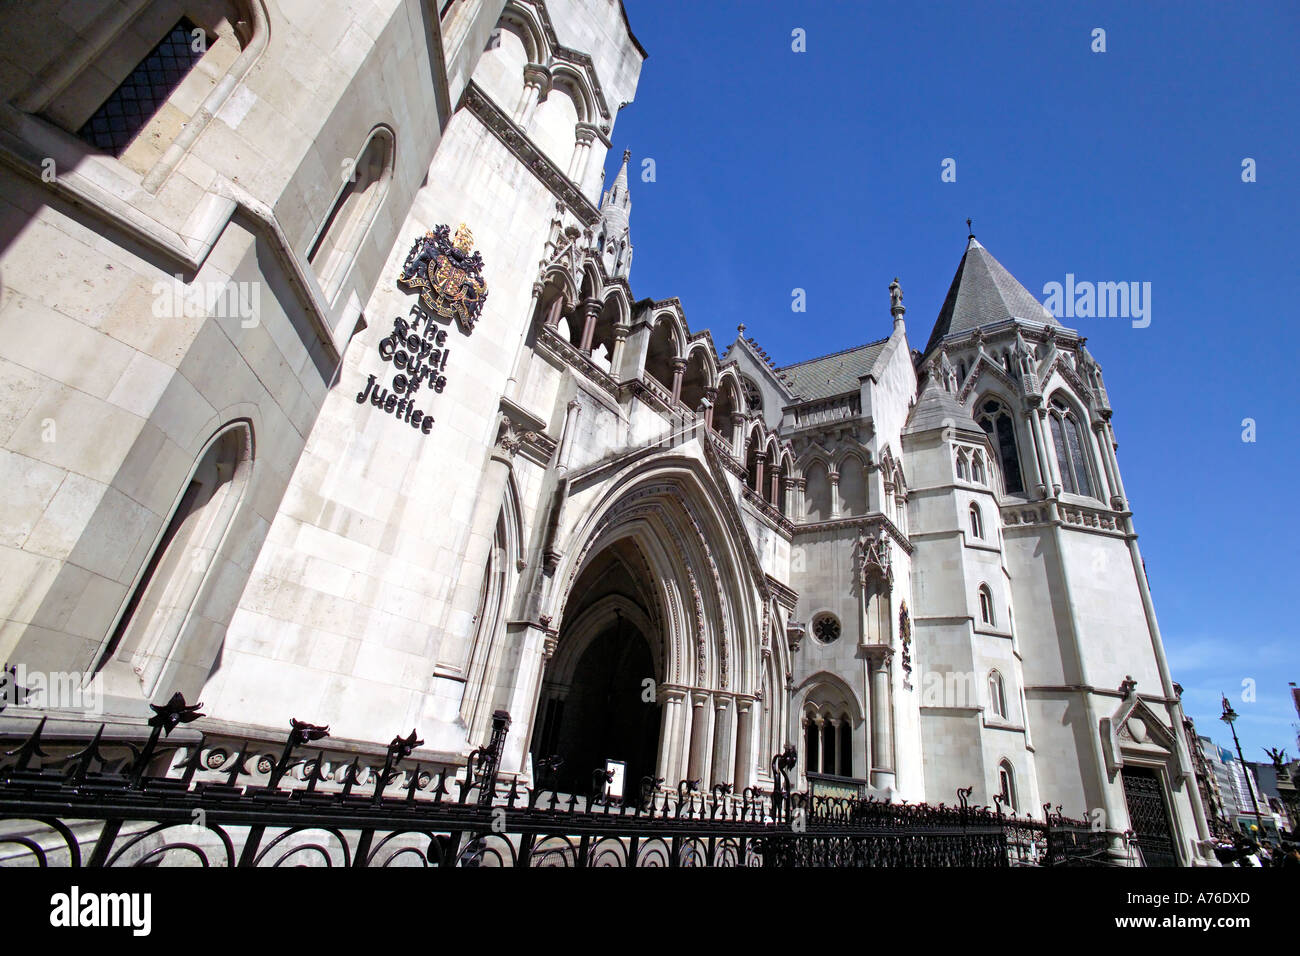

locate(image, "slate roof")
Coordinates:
903 377 978 435
779 338 890 401
923 237 1059 356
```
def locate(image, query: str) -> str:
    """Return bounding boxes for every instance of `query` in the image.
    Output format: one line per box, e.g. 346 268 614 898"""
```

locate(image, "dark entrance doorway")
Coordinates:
1121 766 1179 867
532 613 661 797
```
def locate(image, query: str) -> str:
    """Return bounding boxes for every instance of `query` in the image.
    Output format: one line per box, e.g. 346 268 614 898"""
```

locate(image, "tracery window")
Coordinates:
1048 397 1094 497
978 585 995 626
976 398 1024 494
812 613 841 645
971 451 985 484
740 375 763 413
955 451 968 481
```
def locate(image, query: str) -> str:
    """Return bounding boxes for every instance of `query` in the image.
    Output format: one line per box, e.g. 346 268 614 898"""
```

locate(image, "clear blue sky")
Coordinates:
607 0 1299 761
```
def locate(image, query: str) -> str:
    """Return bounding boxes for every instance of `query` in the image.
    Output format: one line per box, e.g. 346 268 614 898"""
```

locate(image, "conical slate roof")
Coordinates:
904 375 977 435
923 237 1058 356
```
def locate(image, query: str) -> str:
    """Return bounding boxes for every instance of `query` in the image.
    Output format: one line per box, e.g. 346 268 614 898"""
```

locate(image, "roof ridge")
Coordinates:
779 335 892 371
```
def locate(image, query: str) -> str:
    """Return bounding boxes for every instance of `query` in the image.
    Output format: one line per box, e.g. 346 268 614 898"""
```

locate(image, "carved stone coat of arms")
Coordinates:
397 223 488 333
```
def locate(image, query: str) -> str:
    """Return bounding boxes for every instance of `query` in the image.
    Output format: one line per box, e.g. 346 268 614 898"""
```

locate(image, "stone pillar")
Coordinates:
578 297 601 353
768 464 781 505
782 477 797 518
568 123 599 183
609 322 631 379
710 696 733 787
830 470 842 519
1019 402 1047 497
733 699 755 790
731 413 746 457
669 357 687 405
688 690 712 784
1036 407 1063 495
702 387 717 430
558 399 583 473
868 648 895 787
754 452 766 497
515 64 551 125
657 688 686 783
1096 420 1127 508
793 477 806 518
544 295 565 329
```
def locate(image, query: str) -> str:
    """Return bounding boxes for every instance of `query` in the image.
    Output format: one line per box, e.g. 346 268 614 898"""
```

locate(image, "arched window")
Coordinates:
976 398 1024 495
998 760 1017 811
988 670 1007 719
839 457 867 516
740 375 763 414
804 461 831 520
803 690 855 777
96 421 252 699
971 452 985 484
955 450 969 481
978 584 995 626
1048 397 1094 497
969 502 984 539
308 126 394 303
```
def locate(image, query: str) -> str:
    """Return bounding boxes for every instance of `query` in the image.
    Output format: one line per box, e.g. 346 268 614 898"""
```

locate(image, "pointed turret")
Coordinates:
923 235 1059 357
597 149 634 280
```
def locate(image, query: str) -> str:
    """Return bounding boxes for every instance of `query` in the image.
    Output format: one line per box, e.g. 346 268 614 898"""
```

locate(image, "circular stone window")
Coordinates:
812 613 841 645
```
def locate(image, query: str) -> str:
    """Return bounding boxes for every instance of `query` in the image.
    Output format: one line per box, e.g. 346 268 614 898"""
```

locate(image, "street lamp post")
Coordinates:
1220 694 1266 839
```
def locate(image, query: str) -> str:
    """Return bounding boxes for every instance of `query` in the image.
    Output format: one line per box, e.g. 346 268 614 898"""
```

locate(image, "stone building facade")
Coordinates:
0 0 1214 863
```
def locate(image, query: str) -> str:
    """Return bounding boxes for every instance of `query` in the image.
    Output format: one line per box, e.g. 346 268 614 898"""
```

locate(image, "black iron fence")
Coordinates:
0 697 1110 868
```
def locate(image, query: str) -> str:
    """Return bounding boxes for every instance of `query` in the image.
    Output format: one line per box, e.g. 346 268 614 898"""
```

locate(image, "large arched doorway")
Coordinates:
531 540 663 797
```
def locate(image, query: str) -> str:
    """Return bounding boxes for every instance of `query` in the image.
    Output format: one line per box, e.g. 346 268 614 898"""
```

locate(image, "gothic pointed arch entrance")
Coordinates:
530 542 663 795
526 456 786 795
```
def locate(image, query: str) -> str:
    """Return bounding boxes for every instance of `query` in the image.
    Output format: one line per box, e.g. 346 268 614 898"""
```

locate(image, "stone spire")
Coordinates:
598 149 633 280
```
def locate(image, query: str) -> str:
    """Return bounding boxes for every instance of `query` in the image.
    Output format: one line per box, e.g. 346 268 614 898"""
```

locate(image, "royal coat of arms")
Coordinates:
398 223 488 333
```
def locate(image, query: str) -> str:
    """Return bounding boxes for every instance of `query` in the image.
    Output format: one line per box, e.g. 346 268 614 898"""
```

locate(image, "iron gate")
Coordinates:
1121 766 1178 867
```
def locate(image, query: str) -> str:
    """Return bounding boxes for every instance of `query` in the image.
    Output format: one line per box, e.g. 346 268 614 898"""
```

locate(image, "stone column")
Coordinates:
669 357 687 405
688 690 712 784
515 64 551 125
733 699 755 790
1096 420 1127 508
782 476 797 518
868 648 895 788
1037 407 1063 494
731 413 746 457
710 696 733 787
609 322 631 379
768 464 781 505
568 123 599 183
544 295 566 329
1086 420 1115 502
754 452 766 497
657 688 686 783
1020 400 1047 497
830 470 842 519
702 387 717 430
577 297 601 353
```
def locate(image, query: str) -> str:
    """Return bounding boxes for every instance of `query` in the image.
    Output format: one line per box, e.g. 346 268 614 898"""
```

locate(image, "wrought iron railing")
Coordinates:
0 698 1108 867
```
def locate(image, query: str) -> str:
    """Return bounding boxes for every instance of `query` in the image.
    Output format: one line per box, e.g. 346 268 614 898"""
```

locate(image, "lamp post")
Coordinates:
1220 694 1266 838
